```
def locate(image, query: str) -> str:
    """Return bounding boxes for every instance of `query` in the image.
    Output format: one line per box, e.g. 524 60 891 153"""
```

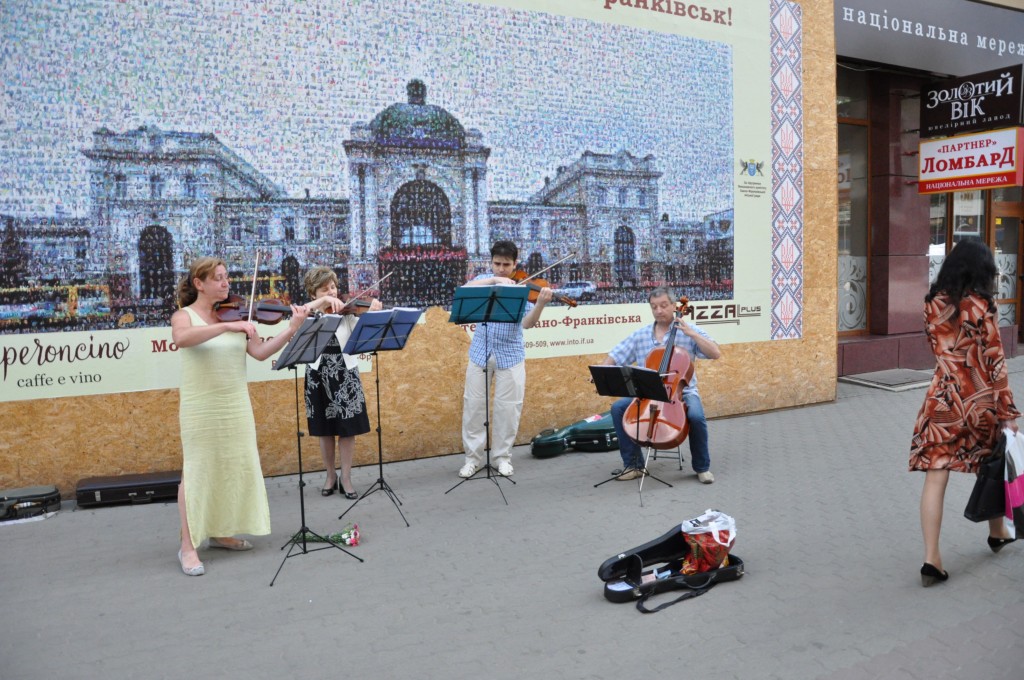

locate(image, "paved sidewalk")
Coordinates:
3 360 1024 680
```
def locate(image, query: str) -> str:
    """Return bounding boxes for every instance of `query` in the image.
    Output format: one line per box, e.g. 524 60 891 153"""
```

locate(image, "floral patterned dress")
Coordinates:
909 293 1019 472
304 335 371 438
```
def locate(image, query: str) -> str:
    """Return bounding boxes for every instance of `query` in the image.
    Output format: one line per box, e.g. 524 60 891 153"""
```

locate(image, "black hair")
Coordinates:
490 240 518 262
926 236 997 311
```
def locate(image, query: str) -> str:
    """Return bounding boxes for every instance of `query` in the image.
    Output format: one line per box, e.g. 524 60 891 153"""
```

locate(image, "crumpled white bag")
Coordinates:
681 508 736 548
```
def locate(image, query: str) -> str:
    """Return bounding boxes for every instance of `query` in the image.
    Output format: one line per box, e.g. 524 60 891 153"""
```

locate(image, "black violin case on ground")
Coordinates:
531 411 619 458
1 485 61 521
598 524 744 613
76 470 180 507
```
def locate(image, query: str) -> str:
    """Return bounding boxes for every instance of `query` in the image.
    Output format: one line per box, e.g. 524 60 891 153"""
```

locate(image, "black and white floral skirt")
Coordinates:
304 348 370 438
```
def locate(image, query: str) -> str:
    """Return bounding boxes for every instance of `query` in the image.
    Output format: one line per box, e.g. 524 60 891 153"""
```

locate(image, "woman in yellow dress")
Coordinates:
171 257 309 576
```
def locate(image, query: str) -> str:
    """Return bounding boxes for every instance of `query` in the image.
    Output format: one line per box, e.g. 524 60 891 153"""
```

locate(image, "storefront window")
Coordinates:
928 194 948 281
952 190 985 242
838 124 868 332
993 187 1023 202
836 66 868 120
931 189 1017 327
995 215 1018 326
994 186 1022 326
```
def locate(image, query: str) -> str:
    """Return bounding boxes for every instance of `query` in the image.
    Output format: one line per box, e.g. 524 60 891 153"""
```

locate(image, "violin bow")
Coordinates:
246 250 262 324
340 271 394 308
516 251 577 284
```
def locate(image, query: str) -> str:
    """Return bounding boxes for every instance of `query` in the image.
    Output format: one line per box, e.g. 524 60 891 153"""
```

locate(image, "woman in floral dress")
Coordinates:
910 237 1019 586
303 267 381 499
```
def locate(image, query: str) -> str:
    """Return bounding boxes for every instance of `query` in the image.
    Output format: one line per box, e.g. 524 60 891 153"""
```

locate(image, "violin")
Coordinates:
214 294 371 324
337 295 372 315
510 269 577 307
212 250 299 325
319 271 392 316
622 296 694 450
213 293 295 324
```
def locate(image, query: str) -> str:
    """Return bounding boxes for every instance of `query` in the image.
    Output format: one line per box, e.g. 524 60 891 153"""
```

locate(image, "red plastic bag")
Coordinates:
680 509 736 575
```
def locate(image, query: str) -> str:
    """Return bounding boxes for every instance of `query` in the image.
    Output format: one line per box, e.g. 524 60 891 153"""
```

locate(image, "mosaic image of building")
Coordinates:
0 79 734 332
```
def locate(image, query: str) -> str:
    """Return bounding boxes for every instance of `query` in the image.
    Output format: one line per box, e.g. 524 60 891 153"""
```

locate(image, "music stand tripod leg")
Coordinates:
271 367 363 587
640 445 673 490
335 315 415 532
338 350 410 527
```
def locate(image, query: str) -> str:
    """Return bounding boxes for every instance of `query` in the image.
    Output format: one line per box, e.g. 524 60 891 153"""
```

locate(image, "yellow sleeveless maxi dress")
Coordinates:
180 307 271 548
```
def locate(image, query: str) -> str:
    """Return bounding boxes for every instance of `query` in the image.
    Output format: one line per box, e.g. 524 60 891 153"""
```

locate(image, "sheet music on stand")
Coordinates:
274 315 344 370
342 308 423 355
588 365 669 404
448 284 528 326
588 363 674 502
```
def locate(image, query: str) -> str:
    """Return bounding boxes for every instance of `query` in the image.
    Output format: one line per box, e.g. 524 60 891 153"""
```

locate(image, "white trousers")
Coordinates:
462 358 526 466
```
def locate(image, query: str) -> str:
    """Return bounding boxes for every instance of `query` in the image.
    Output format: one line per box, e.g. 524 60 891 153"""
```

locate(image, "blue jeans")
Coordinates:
610 393 710 472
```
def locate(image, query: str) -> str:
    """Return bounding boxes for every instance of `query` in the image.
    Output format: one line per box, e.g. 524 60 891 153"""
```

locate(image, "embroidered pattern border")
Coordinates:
769 0 804 340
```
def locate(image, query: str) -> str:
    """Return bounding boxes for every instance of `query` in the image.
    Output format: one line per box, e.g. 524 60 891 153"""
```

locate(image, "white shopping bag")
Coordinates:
681 509 736 548
1003 428 1024 538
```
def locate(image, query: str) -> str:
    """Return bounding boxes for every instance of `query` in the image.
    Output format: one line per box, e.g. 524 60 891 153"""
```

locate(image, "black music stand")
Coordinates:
589 365 674 504
269 314 363 587
446 284 529 505
338 307 423 527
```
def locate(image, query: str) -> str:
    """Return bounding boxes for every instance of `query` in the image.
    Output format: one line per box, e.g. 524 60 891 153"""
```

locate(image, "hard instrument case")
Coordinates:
531 411 619 458
76 470 180 507
599 523 744 610
1 485 61 521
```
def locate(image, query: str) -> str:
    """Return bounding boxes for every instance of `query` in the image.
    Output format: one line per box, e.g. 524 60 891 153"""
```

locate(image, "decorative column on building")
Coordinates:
474 166 487 258
355 164 367 258
462 167 474 255
365 163 379 259
465 127 489 260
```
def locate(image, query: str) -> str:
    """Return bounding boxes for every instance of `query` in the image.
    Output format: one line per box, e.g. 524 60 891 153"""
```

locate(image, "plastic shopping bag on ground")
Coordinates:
681 509 736 575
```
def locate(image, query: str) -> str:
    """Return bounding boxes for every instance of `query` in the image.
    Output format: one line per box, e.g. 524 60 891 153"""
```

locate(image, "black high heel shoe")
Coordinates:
340 481 358 500
987 536 1017 553
920 563 949 587
321 478 336 497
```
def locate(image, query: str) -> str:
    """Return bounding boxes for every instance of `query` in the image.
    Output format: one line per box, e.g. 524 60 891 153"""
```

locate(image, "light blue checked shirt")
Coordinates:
607 322 715 395
467 275 535 369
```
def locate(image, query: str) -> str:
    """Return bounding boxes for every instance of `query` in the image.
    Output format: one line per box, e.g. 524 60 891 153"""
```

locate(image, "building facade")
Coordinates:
834 0 1024 374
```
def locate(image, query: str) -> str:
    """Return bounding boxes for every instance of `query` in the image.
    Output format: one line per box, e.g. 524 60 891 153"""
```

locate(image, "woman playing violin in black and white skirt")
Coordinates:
302 266 382 499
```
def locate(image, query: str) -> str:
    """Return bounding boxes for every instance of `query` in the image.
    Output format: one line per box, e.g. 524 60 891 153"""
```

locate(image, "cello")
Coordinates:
622 296 694 450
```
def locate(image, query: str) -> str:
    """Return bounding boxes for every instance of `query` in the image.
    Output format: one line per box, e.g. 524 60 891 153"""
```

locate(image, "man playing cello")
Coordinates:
600 287 721 483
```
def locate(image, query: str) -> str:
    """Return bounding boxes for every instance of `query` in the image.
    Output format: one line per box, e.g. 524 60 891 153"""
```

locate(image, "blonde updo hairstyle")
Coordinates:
303 266 339 300
177 256 227 308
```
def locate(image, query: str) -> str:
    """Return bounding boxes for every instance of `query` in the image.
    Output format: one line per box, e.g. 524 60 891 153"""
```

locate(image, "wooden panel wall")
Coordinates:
0 0 837 496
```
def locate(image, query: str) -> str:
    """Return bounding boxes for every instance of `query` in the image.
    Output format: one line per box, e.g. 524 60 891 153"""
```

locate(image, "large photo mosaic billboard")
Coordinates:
0 0 803 400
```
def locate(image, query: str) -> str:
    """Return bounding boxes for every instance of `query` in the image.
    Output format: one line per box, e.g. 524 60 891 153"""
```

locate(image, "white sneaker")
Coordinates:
497 461 514 477
697 471 715 484
458 462 479 478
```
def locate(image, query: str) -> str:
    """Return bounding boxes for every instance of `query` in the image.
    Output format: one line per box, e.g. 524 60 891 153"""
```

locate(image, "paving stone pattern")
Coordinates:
3 361 1024 679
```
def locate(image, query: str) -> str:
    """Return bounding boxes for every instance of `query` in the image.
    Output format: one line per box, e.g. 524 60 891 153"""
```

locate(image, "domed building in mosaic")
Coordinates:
344 79 489 307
